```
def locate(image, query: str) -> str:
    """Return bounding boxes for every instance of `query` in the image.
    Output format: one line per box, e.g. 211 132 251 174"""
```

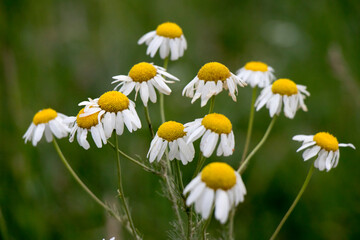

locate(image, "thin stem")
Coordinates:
51 139 125 224
0 207 9 240
238 116 277 174
202 212 213 240
208 96 216 114
107 140 160 175
186 206 193 240
114 135 139 239
175 160 184 191
159 57 169 123
240 87 257 164
144 106 154 138
270 164 315 240
192 153 206 178
228 209 235 240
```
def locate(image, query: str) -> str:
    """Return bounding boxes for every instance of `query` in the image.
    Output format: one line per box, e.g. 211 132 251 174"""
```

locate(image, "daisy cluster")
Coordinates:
22 20 355 239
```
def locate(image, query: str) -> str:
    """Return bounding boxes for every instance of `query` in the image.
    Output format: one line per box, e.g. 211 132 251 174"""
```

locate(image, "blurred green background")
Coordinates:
1 0 360 239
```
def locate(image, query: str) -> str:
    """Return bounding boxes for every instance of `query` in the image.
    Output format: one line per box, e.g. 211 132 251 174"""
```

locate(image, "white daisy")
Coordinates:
183 162 246 224
182 62 246 107
236 61 276 88
112 62 179 107
138 22 187 61
185 113 235 158
147 121 195 165
293 132 355 171
68 107 107 150
78 91 141 139
255 78 309 119
23 108 70 146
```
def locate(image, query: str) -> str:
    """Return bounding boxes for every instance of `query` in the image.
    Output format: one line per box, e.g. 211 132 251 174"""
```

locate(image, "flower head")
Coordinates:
293 132 355 171
68 108 107 150
255 78 309 119
112 62 179 107
147 121 195 165
23 108 70 146
78 91 141 139
138 22 187 61
182 62 246 107
183 162 246 224
236 61 275 88
185 113 235 157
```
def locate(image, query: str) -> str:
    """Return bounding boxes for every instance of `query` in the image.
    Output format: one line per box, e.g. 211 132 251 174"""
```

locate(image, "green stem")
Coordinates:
107 140 160 175
238 116 277 174
144 106 154 138
52 139 125 226
240 87 257 164
193 153 206 178
187 206 193 240
159 57 169 123
228 209 235 240
202 212 213 240
175 160 184 191
270 164 315 240
208 96 216 113
0 207 9 240
114 135 139 239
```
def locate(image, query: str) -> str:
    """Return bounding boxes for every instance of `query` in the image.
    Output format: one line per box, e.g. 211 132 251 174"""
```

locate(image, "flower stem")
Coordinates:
175 159 184 191
208 96 216 114
144 105 154 138
270 164 315 240
240 87 257 164
237 116 277 174
51 139 126 227
0 207 9 240
228 208 235 240
192 153 207 178
159 57 170 123
114 135 139 239
202 212 213 240
107 140 160 175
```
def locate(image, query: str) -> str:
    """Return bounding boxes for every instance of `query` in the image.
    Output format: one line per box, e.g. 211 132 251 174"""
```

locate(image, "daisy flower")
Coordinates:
185 113 234 158
112 62 179 107
255 78 309 119
182 62 246 107
68 108 107 150
183 162 246 224
236 61 276 88
147 121 195 165
78 91 141 139
138 22 187 61
293 132 355 171
23 108 70 146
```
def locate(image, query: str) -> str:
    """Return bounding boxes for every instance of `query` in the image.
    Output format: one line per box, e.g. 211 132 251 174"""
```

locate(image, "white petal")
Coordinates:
302 145 321 161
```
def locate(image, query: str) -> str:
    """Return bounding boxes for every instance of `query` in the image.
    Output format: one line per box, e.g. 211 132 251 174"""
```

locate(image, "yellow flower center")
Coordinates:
76 108 99 129
156 22 183 38
244 61 268 72
197 62 231 82
157 121 186 142
271 79 298 96
201 113 232 134
201 162 237 190
33 108 58 125
128 62 157 83
98 91 129 113
313 132 339 151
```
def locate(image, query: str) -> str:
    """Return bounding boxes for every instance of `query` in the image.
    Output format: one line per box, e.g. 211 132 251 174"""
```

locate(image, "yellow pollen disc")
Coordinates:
157 121 186 142
98 91 129 113
313 132 339 151
156 22 183 38
129 62 157 83
197 62 231 82
201 162 236 190
33 108 58 125
76 108 99 129
271 78 298 96
201 113 232 134
244 61 268 72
